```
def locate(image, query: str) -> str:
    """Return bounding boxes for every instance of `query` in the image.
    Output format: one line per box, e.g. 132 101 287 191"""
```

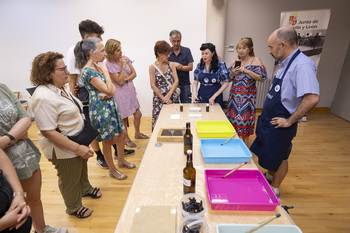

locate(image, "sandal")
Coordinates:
125 140 137 148
118 160 136 169
109 169 128 180
135 133 149 139
71 206 93 219
83 187 102 199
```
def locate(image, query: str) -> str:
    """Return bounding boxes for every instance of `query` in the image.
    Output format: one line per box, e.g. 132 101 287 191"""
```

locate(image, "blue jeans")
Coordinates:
179 84 192 103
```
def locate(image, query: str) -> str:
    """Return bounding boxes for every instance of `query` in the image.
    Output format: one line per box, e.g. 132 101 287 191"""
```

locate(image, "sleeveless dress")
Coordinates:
152 64 179 130
81 67 125 142
226 60 267 137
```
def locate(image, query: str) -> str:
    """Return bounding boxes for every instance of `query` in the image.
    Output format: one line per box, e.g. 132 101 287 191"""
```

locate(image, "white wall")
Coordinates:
2 0 349 116
0 0 206 116
223 0 350 109
331 41 350 121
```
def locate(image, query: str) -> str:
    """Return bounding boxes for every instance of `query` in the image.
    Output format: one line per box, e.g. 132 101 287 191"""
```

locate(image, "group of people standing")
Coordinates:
150 30 266 145
149 27 319 200
28 20 151 222
0 19 151 232
0 19 319 232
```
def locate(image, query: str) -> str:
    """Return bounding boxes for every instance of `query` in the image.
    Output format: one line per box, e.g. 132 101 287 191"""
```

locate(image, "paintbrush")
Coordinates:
246 214 281 233
221 132 237 145
221 161 247 178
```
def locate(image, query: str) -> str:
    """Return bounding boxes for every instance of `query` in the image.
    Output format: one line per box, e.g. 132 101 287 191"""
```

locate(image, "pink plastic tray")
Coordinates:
204 169 280 211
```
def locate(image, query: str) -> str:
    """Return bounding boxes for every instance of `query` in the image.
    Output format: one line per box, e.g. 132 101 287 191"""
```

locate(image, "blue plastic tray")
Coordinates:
200 139 252 163
217 224 302 233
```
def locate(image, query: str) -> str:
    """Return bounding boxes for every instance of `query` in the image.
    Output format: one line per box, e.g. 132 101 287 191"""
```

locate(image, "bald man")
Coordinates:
250 26 320 198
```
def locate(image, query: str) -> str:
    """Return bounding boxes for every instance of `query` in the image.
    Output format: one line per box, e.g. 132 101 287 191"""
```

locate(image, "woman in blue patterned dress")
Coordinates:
192 43 229 107
75 37 136 180
149 40 179 130
226 37 267 146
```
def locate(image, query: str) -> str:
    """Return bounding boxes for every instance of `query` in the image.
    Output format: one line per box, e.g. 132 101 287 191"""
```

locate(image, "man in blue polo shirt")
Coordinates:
169 30 194 103
250 26 320 198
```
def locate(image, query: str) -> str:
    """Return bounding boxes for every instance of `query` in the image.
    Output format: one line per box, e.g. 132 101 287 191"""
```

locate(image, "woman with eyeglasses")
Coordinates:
31 52 101 219
192 43 229 107
226 37 267 146
75 37 136 180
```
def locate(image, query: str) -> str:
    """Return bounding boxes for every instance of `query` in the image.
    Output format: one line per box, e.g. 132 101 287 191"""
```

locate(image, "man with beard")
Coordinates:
250 26 320 198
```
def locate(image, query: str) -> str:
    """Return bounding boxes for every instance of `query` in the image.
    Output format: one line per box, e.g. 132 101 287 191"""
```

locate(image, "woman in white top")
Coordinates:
31 52 101 219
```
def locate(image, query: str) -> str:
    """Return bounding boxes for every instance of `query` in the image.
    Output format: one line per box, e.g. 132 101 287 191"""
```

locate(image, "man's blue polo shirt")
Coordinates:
169 46 194 85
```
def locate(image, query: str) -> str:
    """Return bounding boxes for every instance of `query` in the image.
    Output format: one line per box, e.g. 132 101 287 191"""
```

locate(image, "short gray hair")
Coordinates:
275 26 297 46
74 37 101 69
169 30 182 39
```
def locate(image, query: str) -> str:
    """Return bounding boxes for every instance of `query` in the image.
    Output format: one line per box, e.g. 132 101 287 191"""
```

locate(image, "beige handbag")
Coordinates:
152 63 181 96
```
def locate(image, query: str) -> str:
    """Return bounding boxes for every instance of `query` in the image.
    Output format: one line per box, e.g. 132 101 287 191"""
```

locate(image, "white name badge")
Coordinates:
275 85 281 92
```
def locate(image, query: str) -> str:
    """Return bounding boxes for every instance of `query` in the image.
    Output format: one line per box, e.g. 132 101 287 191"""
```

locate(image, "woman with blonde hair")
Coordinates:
226 37 267 145
105 39 148 148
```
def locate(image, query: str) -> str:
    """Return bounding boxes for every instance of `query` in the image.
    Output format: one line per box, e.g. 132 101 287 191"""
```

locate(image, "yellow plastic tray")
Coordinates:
196 121 236 138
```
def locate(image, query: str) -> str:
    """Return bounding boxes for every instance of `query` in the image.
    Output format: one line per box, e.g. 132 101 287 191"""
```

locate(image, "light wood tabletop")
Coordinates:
115 103 295 233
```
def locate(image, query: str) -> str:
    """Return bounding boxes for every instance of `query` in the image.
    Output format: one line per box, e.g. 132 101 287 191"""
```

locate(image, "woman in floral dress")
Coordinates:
226 37 267 146
75 37 136 180
149 40 179 130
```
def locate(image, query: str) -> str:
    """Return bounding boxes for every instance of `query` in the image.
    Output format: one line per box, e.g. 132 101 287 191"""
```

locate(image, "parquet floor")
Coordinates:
27 110 350 233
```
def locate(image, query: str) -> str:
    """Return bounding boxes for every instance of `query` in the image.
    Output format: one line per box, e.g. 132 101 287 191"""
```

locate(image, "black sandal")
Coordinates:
71 207 93 219
83 187 102 199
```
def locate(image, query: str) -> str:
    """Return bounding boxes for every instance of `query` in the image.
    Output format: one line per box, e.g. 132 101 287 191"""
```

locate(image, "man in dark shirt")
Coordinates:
168 30 194 103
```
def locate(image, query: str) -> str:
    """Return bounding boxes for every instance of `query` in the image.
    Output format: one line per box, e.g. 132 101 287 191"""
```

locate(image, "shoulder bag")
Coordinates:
56 94 99 147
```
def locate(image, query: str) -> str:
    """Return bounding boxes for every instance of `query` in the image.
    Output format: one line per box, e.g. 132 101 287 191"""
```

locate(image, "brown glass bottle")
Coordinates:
183 150 196 194
183 121 193 155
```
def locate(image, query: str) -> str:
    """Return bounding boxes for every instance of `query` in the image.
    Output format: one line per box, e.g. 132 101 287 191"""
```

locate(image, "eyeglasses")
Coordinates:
54 66 68 73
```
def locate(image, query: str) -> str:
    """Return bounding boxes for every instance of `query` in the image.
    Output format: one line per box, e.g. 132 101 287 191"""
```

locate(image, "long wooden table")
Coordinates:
115 103 295 233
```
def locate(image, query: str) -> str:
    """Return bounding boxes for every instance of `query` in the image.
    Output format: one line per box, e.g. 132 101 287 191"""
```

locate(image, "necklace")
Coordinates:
45 85 71 101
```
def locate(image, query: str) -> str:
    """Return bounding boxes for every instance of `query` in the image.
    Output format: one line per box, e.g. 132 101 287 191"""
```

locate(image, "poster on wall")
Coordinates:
257 9 331 108
271 9 331 77
281 9 331 67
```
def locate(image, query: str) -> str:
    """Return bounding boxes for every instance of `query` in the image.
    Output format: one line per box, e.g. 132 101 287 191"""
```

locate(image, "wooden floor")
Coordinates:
28 110 350 233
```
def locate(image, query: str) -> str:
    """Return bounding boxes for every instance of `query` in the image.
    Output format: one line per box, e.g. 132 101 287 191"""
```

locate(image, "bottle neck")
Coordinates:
186 154 193 167
185 122 191 134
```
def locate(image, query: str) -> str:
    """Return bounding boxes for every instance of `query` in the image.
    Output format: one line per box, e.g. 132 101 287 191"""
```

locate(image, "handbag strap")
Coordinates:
152 63 173 88
69 93 83 114
56 92 84 134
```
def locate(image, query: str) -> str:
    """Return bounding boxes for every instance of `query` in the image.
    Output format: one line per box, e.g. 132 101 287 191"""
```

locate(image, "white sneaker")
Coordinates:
263 172 273 184
42 225 68 233
271 187 280 198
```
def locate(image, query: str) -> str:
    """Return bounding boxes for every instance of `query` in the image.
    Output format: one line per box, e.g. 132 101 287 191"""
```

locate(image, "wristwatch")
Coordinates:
4 133 15 145
125 79 129 84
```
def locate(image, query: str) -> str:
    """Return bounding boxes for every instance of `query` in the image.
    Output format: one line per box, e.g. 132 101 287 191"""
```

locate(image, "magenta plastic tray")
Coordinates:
204 169 280 211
